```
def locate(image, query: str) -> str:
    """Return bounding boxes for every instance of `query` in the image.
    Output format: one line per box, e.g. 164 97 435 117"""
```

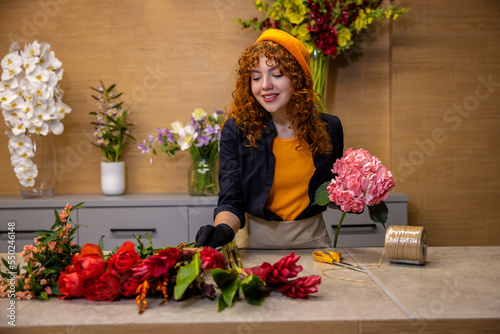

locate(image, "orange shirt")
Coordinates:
264 137 315 221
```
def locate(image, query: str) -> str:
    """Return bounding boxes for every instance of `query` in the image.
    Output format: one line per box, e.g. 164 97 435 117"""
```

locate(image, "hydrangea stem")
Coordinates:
333 211 347 248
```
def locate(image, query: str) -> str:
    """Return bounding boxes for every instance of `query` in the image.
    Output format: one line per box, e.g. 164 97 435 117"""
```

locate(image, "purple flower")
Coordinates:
195 135 210 147
137 140 149 154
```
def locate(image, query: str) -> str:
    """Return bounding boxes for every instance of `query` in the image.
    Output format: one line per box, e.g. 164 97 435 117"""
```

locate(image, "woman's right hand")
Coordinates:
194 223 235 248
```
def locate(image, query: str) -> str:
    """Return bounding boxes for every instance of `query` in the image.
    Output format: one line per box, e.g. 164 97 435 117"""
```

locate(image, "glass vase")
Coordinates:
189 157 219 196
311 47 329 108
20 133 56 199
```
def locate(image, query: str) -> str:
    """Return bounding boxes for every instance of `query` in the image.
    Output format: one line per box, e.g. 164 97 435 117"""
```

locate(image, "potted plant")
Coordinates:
89 81 135 195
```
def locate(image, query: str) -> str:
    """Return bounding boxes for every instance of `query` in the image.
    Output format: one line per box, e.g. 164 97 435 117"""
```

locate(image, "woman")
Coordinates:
195 29 343 249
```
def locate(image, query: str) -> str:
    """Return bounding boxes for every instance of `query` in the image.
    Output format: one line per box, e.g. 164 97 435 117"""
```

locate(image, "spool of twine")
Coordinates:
384 225 427 265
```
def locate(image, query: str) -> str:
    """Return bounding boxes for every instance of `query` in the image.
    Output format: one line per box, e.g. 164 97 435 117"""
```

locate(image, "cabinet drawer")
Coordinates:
0 208 63 253
78 206 188 251
323 202 408 247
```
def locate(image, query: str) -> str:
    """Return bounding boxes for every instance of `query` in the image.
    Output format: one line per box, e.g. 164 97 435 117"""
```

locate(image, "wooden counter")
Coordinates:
1 246 499 334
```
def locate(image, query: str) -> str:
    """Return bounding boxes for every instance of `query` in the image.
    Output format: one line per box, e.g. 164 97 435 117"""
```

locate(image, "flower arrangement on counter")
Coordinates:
138 108 224 195
0 204 321 313
89 81 135 162
313 148 396 247
0 41 72 187
237 0 408 99
0 203 82 300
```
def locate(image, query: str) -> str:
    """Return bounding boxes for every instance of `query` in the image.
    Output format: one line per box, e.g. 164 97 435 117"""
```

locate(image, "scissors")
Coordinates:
312 250 366 273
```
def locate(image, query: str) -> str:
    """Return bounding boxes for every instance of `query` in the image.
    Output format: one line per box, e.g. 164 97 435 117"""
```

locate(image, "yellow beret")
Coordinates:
255 29 312 80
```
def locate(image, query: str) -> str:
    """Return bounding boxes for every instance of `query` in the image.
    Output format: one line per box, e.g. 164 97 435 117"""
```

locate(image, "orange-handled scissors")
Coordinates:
312 250 366 273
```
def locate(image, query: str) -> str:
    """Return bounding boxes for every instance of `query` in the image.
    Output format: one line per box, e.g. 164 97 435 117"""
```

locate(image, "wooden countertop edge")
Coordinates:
2 318 500 334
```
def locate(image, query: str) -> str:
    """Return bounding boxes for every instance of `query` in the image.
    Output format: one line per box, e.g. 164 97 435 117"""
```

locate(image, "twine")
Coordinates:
322 225 427 282
384 225 427 265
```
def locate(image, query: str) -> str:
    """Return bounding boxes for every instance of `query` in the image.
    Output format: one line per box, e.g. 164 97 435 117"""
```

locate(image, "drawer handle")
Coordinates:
331 224 377 229
110 228 157 233
0 230 39 234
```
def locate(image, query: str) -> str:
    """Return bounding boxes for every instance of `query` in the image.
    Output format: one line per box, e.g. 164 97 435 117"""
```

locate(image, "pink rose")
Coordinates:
199 246 227 270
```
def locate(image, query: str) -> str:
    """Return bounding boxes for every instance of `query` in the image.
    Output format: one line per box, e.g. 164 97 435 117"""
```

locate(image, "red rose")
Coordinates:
107 241 140 274
199 246 227 270
278 275 321 299
57 271 86 299
74 244 106 280
84 271 121 301
121 274 140 297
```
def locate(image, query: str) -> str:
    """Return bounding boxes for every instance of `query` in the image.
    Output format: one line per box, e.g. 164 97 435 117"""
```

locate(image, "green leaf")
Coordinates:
211 268 240 308
312 181 331 206
240 274 265 306
106 83 116 93
39 291 49 300
98 235 105 251
174 253 201 300
217 294 229 312
368 201 389 227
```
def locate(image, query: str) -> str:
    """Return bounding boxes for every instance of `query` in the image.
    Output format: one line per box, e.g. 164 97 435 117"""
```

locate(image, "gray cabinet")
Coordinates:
78 206 189 251
0 192 407 251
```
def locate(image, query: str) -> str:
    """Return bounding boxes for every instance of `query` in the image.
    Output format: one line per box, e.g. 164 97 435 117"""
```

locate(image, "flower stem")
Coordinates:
333 211 347 248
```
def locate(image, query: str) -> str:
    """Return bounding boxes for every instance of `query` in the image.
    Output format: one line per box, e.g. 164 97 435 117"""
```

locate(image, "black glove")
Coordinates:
194 224 235 248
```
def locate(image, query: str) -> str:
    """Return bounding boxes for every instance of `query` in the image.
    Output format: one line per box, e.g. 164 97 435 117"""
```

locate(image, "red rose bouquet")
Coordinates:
314 148 396 247
57 241 140 301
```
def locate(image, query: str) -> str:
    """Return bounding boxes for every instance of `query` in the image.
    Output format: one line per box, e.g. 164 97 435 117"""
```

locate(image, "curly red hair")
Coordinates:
226 40 332 156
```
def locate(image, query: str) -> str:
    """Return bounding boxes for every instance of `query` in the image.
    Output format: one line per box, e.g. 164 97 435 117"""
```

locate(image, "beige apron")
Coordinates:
235 213 332 249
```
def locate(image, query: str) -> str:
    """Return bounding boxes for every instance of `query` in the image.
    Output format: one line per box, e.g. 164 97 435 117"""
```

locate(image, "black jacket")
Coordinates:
214 112 344 228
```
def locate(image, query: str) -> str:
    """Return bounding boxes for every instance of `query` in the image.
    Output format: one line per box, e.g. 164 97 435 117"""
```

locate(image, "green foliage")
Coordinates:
0 203 84 300
368 200 389 227
89 81 135 162
312 181 330 206
174 253 201 300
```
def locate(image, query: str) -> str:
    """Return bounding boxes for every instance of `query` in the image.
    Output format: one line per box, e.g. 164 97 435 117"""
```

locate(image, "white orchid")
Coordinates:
1 40 71 188
177 124 198 150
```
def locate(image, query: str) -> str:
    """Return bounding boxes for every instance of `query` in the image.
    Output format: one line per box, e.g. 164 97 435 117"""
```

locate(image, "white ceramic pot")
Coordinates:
101 161 125 195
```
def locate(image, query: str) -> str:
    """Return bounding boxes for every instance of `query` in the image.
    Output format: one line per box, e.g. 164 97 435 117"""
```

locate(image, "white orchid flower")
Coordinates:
23 41 41 57
8 133 33 153
27 67 51 84
28 81 52 101
170 121 184 134
1 53 23 81
15 160 38 187
28 122 50 136
47 120 64 135
9 41 20 53
177 124 198 150
192 108 206 121
0 90 19 109
10 118 26 135
40 50 62 71
0 77 20 92
53 101 71 120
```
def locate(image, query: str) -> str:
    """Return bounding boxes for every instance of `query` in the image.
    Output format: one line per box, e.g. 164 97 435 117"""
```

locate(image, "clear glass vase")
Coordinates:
20 133 56 198
189 157 219 196
311 47 329 108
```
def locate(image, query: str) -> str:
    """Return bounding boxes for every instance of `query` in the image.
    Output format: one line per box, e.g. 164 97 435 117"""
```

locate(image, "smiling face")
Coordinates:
250 57 293 117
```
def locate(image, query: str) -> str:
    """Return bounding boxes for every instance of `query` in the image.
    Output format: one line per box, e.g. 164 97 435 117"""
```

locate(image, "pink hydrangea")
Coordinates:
327 148 395 212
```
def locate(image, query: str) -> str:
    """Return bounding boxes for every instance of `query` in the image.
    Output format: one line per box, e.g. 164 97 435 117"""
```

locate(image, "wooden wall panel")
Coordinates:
0 0 499 246
391 0 500 246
